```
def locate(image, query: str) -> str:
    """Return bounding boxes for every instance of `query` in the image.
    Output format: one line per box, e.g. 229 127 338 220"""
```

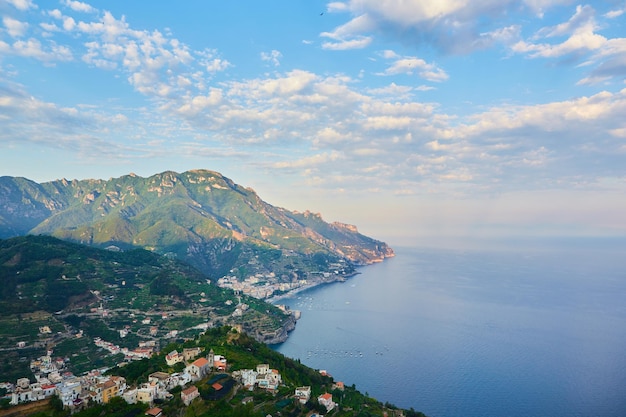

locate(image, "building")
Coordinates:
101 379 118 403
181 385 200 406
213 354 227 371
145 407 163 417
183 347 202 362
187 357 210 381
136 383 157 404
165 350 183 366
318 392 336 412
295 386 311 404
56 378 82 407
148 372 170 386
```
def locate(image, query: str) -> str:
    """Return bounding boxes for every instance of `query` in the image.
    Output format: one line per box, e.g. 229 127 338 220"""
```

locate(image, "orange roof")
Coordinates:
320 393 332 400
182 386 198 396
103 380 116 389
145 407 162 417
193 357 209 367
212 382 223 390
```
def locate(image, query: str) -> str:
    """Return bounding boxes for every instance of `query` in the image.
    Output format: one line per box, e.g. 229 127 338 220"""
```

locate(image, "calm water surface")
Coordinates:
272 242 626 417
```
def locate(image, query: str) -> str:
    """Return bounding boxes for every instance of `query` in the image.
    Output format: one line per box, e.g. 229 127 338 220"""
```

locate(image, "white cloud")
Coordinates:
4 0 36 11
5 37 73 62
321 14 374 50
320 0 546 55
261 49 282 67
204 58 231 73
62 0 95 13
377 50 448 82
2 16 29 37
273 151 344 169
322 35 371 50
327 2 349 13
604 8 624 19
509 5 625 84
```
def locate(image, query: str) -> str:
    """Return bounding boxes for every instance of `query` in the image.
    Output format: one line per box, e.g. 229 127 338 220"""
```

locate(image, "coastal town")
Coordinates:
2 332 346 416
216 259 355 301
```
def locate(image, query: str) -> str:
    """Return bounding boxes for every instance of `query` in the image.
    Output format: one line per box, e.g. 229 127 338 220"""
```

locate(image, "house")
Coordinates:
256 368 281 391
213 354 227 371
136 383 157 404
333 381 345 391
181 385 199 406
183 347 202 362
56 378 82 407
256 364 270 374
145 407 163 417
148 372 170 387
187 357 210 381
10 388 33 405
239 369 257 390
295 386 311 404
123 388 138 404
318 393 336 412
101 379 118 403
165 350 183 366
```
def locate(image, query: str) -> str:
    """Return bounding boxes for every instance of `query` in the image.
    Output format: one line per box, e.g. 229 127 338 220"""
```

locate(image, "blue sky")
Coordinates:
1 0 625 245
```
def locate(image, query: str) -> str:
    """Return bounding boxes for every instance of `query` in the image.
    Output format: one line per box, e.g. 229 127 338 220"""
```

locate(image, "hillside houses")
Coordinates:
4 339 349 416
232 364 282 392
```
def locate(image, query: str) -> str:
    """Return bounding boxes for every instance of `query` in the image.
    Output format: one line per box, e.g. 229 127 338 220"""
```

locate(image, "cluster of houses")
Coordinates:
94 337 155 360
4 346 218 409
217 274 307 300
232 363 282 391
5 344 341 415
294 384 340 413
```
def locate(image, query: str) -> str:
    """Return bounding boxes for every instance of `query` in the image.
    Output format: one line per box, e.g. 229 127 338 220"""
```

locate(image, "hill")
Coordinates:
1 326 428 417
0 235 295 382
0 170 393 281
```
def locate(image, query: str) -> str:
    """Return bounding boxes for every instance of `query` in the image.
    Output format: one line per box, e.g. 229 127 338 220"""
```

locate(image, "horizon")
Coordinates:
1 1 626 244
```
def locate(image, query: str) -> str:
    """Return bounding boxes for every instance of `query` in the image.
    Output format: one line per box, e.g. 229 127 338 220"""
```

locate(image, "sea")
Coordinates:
271 239 626 417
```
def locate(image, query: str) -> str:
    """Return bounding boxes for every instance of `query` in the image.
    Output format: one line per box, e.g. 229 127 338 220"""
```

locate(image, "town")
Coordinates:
216 259 354 302
0 327 363 417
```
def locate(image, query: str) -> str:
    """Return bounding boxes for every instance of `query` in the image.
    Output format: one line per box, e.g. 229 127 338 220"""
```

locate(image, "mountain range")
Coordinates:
0 170 393 279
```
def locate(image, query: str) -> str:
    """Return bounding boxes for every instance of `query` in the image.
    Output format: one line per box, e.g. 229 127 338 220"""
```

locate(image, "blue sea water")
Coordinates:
272 241 626 417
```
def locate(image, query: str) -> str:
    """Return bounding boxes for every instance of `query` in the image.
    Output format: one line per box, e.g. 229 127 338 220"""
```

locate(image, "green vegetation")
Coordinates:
0 170 393 280
0 235 293 381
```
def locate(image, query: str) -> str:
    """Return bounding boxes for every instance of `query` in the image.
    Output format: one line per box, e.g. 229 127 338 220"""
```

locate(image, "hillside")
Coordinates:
0 170 393 280
1 326 428 417
0 235 295 381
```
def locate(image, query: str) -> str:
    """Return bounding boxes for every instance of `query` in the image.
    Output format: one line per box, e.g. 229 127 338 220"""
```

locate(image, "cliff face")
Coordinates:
0 170 393 278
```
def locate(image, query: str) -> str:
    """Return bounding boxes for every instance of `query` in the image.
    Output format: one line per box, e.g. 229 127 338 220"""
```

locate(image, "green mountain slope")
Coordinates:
0 170 393 279
0 236 294 359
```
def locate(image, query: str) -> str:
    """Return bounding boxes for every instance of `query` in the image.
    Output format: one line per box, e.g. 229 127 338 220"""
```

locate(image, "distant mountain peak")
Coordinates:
0 170 394 278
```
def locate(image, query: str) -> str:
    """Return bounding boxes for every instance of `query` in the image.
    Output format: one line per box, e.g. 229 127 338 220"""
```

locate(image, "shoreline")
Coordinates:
266 271 361 304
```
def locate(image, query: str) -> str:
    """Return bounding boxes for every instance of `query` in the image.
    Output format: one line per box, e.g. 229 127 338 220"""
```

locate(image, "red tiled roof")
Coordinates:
193 357 209 367
145 407 162 417
212 382 223 390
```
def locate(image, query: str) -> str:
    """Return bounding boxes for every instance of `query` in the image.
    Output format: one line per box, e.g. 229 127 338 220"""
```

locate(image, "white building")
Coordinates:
295 386 311 404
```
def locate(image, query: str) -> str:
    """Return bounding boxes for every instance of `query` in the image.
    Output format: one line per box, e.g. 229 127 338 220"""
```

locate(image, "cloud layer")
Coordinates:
1 0 625 237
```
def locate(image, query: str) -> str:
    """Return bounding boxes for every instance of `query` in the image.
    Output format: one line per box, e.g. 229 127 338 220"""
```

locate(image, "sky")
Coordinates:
1 0 626 246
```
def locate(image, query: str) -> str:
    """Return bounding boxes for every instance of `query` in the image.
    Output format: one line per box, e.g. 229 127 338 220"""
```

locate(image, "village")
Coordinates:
216 259 354 301
2 340 344 417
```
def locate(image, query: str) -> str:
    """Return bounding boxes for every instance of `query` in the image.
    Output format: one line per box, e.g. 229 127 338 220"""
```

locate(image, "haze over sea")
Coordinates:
272 238 626 417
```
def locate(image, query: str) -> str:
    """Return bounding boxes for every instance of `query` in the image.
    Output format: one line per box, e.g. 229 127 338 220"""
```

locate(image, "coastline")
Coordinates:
266 271 361 304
